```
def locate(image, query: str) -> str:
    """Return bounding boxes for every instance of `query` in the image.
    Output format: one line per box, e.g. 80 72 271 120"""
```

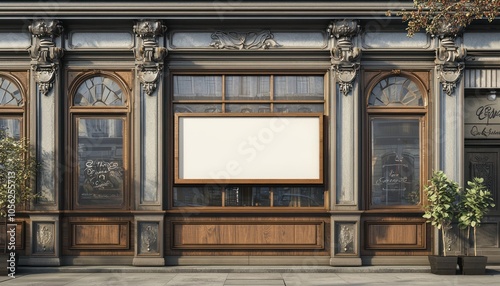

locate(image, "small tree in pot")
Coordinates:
422 170 460 275
457 177 495 275
0 130 39 275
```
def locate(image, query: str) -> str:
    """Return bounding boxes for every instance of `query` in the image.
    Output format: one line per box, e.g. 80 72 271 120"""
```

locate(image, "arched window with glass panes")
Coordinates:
365 73 428 208
68 74 130 209
0 74 25 140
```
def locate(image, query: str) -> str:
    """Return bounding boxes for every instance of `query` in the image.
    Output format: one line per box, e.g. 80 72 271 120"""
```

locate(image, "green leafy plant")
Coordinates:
458 177 496 256
422 170 460 256
0 130 39 218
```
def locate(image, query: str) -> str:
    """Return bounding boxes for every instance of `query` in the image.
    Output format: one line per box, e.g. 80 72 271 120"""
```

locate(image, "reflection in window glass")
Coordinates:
274 76 324 100
225 76 270 100
225 187 271 207
274 104 323 113
225 104 271 113
368 76 423 107
0 77 22 106
174 104 222 113
173 186 222 206
371 118 420 206
74 76 125 106
0 118 21 140
173 76 222 100
77 118 124 206
273 187 324 207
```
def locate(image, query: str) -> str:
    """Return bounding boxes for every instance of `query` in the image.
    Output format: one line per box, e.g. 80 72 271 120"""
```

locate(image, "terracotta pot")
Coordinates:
428 255 458 275
458 255 488 275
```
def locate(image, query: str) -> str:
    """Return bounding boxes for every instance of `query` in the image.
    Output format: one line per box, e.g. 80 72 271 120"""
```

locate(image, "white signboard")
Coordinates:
465 96 500 139
175 114 323 184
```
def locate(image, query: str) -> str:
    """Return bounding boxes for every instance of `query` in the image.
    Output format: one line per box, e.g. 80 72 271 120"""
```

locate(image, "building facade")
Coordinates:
0 1 499 266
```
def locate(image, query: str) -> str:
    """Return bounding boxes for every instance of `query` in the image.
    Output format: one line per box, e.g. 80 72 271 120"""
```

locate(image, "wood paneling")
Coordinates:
70 222 129 249
365 221 426 250
0 221 24 250
172 221 323 249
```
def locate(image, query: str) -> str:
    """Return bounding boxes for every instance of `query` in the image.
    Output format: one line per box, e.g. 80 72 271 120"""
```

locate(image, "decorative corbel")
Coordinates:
28 20 63 96
327 20 361 96
133 20 167 96
435 23 466 96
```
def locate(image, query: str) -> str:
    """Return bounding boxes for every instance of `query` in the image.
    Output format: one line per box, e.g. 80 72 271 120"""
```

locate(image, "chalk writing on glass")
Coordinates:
83 160 123 191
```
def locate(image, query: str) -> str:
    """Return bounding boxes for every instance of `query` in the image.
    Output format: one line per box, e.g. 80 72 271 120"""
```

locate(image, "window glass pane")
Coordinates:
274 76 324 100
174 104 222 113
225 76 270 100
74 76 125 106
173 76 222 100
173 186 222 207
0 118 21 140
224 187 271 207
274 104 323 113
368 76 423 107
273 187 324 207
0 77 22 106
371 118 421 206
225 104 271 113
77 118 124 207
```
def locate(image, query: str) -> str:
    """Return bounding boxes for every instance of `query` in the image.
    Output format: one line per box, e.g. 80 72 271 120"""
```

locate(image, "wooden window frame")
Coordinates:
66 71 131 210
169 71 328 210
364 71 429 210
0 72 27 139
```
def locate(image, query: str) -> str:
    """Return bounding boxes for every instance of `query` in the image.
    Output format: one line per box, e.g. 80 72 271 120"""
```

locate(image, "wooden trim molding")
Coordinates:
364 220 427 250
171 221 324 250
70 221 130 250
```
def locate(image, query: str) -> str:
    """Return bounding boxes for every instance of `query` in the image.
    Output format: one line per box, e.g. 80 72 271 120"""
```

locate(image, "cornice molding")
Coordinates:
0 2 414 17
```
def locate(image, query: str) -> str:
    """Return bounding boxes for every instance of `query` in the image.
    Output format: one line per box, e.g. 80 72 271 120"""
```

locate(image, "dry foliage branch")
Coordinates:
387 0 500 36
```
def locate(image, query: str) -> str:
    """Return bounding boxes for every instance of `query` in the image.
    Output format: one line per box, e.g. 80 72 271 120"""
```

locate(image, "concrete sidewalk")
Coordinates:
1 266 500 285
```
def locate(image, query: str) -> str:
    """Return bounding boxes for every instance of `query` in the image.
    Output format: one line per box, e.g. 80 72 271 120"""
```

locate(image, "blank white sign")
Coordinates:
175 114 323 184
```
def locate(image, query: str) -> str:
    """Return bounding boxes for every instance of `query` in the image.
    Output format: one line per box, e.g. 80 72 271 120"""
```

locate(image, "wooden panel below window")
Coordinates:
0 221 24 250
70 222 129 249
172 221 324 249
365 221 426 250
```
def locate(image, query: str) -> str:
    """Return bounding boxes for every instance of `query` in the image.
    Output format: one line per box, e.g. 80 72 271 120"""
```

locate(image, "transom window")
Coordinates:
172 73 326 209
0 75 24 140
69 74 130 210
366 73 428 208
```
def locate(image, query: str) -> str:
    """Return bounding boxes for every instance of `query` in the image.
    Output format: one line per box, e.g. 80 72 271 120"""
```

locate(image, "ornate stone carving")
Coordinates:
327 20 360 96
139 222 158 254
28 20 63 96
35 223 54 253
134 20 167 96
435 23 466 96
210 30 281 50
337 223 355 254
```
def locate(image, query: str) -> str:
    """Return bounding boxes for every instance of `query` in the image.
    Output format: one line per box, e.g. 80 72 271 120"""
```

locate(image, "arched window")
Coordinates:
69 74 130 209
366 73 428 208
0 75 24 140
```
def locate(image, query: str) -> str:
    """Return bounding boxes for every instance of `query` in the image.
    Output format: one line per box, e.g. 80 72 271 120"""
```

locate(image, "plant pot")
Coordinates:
458 255 488 275
428 255 458 275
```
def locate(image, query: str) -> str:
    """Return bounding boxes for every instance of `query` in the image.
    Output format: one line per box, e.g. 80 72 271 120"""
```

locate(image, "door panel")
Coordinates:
464 147 500 213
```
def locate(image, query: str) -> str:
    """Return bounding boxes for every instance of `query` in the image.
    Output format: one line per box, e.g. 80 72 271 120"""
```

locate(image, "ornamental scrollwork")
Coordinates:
36 223 54 253
134 20 167 96
140 223 158 253
327 20 360 96
209 30 281 50
28 20 63 96
435 23 466 96
338 224 354 253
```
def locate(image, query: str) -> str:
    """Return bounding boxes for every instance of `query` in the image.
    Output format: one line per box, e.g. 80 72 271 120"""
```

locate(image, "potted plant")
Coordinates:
422 170 460 275
0 130 39 275
457 177 495 275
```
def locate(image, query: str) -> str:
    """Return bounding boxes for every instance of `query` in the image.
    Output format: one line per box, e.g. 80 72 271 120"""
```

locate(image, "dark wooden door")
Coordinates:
464 146 499 214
